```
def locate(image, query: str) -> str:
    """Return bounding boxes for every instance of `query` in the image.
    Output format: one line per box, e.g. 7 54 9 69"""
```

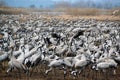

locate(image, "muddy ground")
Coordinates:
0 62 120 80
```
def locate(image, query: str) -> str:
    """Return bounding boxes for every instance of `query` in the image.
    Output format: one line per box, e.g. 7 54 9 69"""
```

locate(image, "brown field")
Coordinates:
0 7 120 21
65 8 119 15
0 6 30 15
49 8 120 21
48 14 120 21
1 62 120 80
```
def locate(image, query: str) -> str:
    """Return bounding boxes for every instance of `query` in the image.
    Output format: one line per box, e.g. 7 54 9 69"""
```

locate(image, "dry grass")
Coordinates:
65 8 100 16
60 8 120 21
65 8 120 16
0 6 28 15
0 7 120 21
46 14 120 21
40 8 120 21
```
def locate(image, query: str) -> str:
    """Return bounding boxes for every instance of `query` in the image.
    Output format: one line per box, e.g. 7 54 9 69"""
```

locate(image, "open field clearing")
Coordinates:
48 15 120 21
0 7 120 20
0 6 29 15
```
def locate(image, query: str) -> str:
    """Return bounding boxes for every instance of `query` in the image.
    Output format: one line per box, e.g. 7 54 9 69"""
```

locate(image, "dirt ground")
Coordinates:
46 15 120 21
0 62 120 80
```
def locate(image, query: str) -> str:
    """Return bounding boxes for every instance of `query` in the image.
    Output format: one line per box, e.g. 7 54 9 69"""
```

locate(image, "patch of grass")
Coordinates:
65 8 120 16
0 6 28 15
65 8 100 16
48 15 120 21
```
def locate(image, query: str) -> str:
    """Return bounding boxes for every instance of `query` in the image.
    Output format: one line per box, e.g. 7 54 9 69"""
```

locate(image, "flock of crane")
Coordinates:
0 14 120 80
